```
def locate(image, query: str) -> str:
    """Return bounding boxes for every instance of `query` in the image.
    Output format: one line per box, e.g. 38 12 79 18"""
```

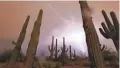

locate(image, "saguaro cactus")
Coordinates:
61 37 68 65
54 38 60 60
99 10 119 53
48 36 55 59
61 37 68 56
6 15 30 68
26 9 43 68
73 50 77 60
79 1 104 68
69 45 72 59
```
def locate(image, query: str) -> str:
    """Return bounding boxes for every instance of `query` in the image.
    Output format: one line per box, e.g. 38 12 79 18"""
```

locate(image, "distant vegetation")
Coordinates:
0 49 25 62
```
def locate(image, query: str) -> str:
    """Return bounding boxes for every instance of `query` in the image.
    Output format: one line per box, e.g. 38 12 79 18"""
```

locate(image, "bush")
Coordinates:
102 48 117 62
0 50 25 62
78 51 88 60
42 61 62 68
57 54 69 65
0 50 12 62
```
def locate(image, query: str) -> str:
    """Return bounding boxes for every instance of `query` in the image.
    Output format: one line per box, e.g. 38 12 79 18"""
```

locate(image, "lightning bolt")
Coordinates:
48 4 65 21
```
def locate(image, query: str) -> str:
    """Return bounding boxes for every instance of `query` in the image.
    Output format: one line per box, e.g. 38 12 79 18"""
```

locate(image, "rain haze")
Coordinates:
0 1 119 56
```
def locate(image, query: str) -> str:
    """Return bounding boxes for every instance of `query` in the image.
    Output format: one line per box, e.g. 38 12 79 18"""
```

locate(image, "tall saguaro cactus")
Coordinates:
48 36 55 59
26 9 43 68
54 38 60 60
6 16 30 68
79 1 104 68
99 10 119 53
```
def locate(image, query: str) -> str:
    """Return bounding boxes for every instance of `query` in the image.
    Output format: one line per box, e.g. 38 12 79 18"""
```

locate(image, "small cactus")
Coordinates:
54 38 60 60
73 50 77 60
69 45 72 60
60 37 68 65
48 36 55 60
61 37 68 56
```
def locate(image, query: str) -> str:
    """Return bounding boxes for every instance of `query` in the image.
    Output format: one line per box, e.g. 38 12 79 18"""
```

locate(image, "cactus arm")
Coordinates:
102 10 114 30
48 45 51 52
110 11 119 30
58 50 60 52
66 48 68 52
101 22 109 33
12 41 17 45
101 45 106 51
100 10 119 54
110 12 119 41
99 28 109 39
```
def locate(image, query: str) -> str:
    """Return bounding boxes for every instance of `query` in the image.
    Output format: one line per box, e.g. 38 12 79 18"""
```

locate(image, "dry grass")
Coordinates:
0 59 118 68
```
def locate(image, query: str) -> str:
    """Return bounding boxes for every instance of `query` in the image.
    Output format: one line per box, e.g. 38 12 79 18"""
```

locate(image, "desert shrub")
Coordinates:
42 61 62 68
46 54 69 65
102 48 117 62
55 62 62 68
43 63 55 68
0 50 12 62
0 50 25 62
33 59 42 68
78 51 88 60
82 62 90 67
57 54 69 65
46 56 52 61
71 56 79 61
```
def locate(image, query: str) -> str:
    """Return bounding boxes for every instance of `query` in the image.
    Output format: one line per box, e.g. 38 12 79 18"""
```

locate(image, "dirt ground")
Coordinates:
0 60 118 68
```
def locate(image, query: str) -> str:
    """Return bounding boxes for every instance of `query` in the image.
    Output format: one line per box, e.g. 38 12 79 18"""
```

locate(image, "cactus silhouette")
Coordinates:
26 9 43 68
61 37 68 65
69 45 72 60
101 44 119 65
54 38 60 60
73 50 77 60
61 37 68 56
48 36 55 59
79 1 104 68
99 10 119 54
6 16 30 68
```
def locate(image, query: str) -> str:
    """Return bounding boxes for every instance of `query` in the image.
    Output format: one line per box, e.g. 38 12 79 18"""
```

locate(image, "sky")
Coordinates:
0 1 119 56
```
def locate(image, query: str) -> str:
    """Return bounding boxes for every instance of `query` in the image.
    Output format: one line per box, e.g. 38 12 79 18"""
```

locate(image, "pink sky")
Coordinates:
0 1 119 56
